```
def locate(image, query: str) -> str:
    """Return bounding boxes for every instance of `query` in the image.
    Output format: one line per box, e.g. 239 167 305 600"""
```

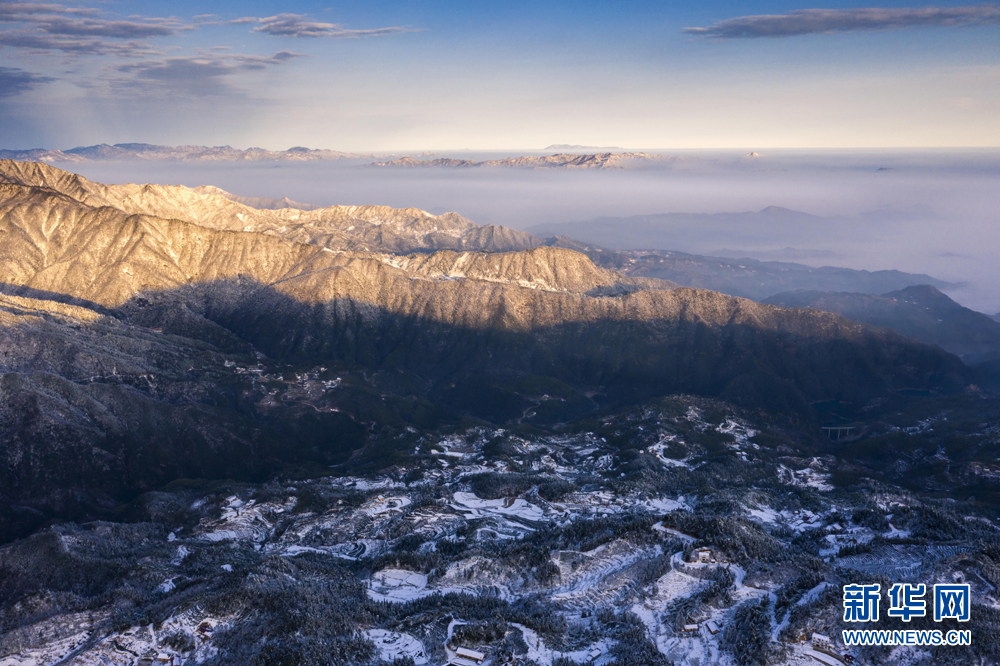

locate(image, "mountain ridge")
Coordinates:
0 159 981 542
0 160 544 255
0 162 970 399
764 285 1000 364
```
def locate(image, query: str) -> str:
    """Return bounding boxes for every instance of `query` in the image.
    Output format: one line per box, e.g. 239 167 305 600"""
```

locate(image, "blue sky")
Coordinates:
1 0 998 150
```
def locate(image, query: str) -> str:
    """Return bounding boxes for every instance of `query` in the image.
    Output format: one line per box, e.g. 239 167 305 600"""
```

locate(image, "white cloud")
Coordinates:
684 5 1000 39
252 13 414 38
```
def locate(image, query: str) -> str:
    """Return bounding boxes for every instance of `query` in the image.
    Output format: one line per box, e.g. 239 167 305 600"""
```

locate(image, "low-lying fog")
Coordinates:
69 150 1000 313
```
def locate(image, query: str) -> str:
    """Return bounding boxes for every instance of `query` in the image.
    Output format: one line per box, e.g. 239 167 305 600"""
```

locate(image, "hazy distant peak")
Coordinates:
0 144 394 163
765 285 1000 364
883 284 958 307
113 143 162 151
544 144 622 151
742 151 761 158
369 152 679 170
192 185 320 211
757 205 814 217
711 247 839 263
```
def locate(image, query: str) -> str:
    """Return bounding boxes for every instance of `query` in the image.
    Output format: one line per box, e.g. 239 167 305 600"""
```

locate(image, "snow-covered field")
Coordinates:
4 402 986 666
364 629 428 664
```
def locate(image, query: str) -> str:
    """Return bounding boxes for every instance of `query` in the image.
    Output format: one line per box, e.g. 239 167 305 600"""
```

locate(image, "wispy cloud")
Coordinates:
0 2 185 37
0 3 98 20
193 15 259 27
684 5 1000 39
0 4 414 61
0 31 158 56
34 16 185 39
0 2 409 100
252 13 414 38
113 51 302 96
0 1 183 56
0 66 55 97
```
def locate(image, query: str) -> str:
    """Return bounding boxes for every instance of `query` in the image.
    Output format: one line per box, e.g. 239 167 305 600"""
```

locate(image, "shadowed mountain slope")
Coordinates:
764 286 1000 365
0 291 371 542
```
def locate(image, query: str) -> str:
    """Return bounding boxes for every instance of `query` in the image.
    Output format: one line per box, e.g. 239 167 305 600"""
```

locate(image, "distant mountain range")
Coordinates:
0 144 716 170
368 152 686 170
622 251 954 302
545 237 953 303
529 207 965 302
0 143 395 163
545 238 1000 369
764 286 1000 365
544 144 622 150
710 247 839 263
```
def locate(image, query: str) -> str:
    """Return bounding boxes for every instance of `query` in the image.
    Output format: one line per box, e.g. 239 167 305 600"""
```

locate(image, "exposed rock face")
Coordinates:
382 247 676 295
0 160 975 541
0 160 543 254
